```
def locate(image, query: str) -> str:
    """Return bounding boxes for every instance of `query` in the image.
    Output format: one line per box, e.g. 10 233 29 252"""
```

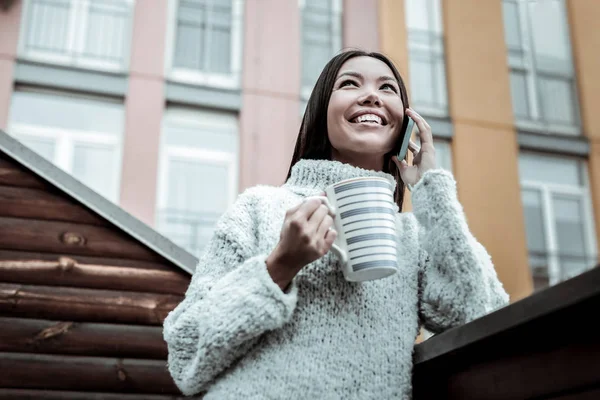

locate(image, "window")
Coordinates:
405 0 448 117
519 152 597 291
414 132 452 172
300 0 342 97
7 90 124 202
156 108 238 257
18 0 134 71
434 140 452 172
502 0 579 135
167 0 244 88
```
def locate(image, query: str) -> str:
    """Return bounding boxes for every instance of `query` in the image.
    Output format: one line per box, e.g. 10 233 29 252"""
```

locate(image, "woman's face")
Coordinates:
327 56 405 170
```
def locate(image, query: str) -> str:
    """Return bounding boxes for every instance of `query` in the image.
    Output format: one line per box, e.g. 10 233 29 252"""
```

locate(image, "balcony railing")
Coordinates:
413 263 600 399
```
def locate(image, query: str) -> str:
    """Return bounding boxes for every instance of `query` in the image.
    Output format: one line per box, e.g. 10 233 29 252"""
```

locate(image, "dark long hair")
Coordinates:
286 50 410 211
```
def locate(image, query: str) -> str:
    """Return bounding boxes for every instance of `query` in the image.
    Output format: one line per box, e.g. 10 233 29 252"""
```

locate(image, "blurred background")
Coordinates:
0 0 597 303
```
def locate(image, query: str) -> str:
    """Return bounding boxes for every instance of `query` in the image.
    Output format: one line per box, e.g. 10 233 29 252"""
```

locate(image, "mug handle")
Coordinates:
304 195 348 265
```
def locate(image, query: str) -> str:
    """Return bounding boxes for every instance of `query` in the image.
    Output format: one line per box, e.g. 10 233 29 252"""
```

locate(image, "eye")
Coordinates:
339 79 358 88
380 83 398 93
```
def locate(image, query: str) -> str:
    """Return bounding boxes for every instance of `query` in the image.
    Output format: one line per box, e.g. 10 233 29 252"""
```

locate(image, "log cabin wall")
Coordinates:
0 153 193 399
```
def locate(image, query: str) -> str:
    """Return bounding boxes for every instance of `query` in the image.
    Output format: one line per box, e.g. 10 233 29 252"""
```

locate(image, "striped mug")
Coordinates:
308 176 398 282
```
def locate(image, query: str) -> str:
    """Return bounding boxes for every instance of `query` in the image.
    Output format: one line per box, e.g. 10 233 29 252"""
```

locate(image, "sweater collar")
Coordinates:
284 159 396 193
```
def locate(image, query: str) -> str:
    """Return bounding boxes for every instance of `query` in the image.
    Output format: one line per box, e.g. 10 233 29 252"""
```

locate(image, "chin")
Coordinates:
345 136 392 153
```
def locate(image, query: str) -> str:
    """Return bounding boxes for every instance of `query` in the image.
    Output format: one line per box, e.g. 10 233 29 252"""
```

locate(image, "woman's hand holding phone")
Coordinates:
392 108 437 187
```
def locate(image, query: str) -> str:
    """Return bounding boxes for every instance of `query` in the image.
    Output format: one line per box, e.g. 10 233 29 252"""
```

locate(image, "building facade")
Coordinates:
0 0 598 302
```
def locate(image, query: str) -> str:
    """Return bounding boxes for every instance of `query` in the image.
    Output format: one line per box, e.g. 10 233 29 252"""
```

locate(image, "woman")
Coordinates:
163 50 509 398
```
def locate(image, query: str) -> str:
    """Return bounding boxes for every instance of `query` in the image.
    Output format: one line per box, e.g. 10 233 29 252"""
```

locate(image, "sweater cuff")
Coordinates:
411 169 462 230
208 254 299 328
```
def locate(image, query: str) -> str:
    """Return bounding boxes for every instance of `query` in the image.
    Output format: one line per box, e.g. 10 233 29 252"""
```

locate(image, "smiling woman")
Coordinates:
163 50 509 399
327 57 405 171
289 51 411 210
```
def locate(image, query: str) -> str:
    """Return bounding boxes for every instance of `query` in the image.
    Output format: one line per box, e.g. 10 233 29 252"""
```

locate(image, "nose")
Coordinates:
358 89 382 107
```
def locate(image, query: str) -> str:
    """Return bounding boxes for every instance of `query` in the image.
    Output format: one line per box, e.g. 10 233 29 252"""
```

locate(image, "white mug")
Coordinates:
307 176 399 282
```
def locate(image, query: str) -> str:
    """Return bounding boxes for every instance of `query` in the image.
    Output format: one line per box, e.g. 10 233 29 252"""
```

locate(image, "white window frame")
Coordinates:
504 0 580 136
165 0 244 89
299 0 343 99
405 0 448 118
7 123 123 203
18 0 135 72
157 147 237 215
156 147 237 255
434 139 452 172
155 108 239 254
521 171 597 287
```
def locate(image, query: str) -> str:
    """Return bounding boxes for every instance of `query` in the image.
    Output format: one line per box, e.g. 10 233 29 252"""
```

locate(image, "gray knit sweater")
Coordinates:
163 159 509 399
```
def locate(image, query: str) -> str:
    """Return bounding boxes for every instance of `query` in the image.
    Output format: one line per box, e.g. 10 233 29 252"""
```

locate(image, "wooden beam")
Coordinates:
0 257 189 295
0 216 165 262
0 249 183 272
0 283 183 325
0 389 188 400
548 388 600 400
0 317 167 359
414 341 600 399
0 352 181 394
0 158 48 190
413 267 600 399
0 185 107 226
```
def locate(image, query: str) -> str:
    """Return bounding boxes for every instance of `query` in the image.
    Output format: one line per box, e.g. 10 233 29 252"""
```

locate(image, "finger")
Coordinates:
316 214 334 239
324 228 338 248
408 108 431 131
407 108 433 145
296 197 323 219
393 153 410 167
408 140 420 155
286 201 304 216
308 204 330 230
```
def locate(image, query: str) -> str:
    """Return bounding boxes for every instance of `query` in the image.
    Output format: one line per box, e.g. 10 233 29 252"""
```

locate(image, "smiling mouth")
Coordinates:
349 113 387 126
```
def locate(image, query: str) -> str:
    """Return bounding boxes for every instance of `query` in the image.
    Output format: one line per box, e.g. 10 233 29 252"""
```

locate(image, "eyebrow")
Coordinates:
336 71 397 83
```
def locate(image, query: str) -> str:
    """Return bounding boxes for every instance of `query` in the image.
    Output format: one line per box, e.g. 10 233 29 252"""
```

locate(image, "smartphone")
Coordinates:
397 116 415 160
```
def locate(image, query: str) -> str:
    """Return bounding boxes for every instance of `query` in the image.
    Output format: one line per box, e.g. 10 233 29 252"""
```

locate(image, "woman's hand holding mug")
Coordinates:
267 175 400 290
266 197 338 290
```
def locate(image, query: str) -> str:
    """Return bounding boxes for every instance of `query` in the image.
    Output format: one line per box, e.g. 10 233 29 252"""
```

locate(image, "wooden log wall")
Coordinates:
0 154 193 397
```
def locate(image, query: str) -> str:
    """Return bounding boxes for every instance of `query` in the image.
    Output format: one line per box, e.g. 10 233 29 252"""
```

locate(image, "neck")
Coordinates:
285 159 396 193
331 149 386 172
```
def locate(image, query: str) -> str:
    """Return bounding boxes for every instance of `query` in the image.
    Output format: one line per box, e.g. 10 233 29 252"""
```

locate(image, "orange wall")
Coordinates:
378 0 409 79
381 0 533 300
442 0 532 300
567 0 600 252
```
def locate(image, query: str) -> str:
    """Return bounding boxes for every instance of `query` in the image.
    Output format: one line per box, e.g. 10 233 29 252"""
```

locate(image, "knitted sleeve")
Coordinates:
411 169 509 333
162 188 298 396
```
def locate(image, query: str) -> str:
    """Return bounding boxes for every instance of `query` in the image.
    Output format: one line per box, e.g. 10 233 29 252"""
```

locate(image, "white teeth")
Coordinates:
353 114 382 125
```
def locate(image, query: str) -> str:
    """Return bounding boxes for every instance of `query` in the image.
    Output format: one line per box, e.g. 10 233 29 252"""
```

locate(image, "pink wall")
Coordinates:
239 0 301 189
342 0 380 52
0 0 22 130
119 1 168 226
